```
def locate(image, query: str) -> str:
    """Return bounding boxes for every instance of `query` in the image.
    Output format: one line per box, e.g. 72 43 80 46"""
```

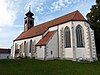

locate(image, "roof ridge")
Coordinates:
72 10 79 20
45 31 56 44
72 10 86 20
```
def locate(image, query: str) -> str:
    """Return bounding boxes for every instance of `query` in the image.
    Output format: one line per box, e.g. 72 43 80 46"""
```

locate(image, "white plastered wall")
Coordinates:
49 26 57 31
36 46 45 59
57 21 95 60
12 35 42 58
46 31 58 59
58 22 73 59
72 21 92 60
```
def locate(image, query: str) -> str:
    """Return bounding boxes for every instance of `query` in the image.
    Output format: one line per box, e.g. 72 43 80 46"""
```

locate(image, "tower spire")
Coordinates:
25 5 34 17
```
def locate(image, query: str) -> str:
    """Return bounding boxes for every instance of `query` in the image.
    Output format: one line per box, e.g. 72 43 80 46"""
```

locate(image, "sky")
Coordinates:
0 0 96 48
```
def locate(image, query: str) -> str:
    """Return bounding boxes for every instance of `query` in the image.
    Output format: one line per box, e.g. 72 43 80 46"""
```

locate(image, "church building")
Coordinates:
10 10 97 61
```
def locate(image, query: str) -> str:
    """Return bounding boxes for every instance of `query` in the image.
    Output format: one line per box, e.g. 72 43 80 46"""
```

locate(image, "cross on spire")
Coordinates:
29 5 31 11
25 5 34 17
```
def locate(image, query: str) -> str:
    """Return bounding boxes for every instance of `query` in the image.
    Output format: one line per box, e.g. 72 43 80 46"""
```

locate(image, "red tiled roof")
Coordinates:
15 10 86 41
36 31 56 46
0 48 11 54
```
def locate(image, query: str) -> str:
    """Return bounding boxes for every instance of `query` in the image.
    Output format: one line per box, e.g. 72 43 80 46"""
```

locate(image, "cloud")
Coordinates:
0 0 12 26
24 0 46 14
0 0 21 48
35 3 44 14
0 25 23 48
50 0 72 12
0 0 19 26
50 0 86 12
0 28 2 32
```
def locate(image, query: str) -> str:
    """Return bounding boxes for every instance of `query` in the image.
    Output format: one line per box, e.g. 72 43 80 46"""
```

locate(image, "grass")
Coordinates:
0 59 100 75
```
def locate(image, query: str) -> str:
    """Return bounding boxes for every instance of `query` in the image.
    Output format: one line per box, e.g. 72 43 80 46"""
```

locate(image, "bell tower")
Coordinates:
24 7 34 32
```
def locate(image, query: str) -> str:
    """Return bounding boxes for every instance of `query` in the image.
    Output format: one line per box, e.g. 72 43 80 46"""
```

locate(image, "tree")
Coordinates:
86 0 100 56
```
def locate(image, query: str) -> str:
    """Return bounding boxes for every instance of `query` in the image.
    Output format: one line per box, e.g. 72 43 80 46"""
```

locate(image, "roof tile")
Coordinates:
36 31 56 46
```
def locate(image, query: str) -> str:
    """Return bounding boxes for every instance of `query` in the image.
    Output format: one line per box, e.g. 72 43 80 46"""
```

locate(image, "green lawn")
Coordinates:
0 59 100 75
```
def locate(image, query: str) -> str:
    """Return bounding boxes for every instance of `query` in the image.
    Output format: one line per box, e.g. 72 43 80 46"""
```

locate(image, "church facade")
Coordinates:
10 10 97 61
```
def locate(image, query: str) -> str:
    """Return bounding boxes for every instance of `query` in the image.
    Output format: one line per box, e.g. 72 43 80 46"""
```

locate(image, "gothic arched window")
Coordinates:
76 25 84 47
24 41 26 53
29 40 32 53
64 26 71 48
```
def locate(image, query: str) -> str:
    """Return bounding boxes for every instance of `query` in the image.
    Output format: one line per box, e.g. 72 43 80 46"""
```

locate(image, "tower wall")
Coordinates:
24 10 34 32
